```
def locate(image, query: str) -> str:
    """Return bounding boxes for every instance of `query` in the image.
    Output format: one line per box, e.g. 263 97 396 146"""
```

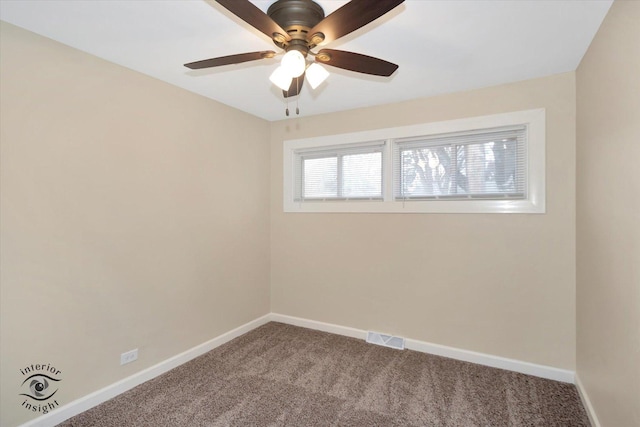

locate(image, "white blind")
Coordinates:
294 142 384 201
394 126 527 200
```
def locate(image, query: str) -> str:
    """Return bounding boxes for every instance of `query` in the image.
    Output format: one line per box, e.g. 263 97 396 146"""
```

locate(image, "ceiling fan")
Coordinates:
184 0 405 102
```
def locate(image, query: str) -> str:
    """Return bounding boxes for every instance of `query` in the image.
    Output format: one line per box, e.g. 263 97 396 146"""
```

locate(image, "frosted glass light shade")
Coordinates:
281 50 306 78
269 66 293 91
306 63 329 89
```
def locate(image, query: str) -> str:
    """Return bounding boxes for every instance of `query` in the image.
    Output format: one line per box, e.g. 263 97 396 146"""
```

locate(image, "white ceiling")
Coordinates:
0 0 612 122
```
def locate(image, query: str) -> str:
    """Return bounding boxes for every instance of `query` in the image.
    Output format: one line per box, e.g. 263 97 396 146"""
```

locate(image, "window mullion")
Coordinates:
452 144 458 194
383 140 394 202
337 154 343 198
300 156 305 200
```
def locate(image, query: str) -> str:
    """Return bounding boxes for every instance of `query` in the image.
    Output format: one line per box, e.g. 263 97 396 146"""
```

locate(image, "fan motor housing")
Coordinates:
267 0 325 44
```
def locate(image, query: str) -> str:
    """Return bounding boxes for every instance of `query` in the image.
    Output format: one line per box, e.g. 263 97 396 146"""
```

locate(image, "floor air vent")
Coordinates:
366 331 405 350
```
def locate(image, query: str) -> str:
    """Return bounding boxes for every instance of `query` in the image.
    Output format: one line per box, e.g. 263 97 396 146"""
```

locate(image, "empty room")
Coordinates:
0 0 638 426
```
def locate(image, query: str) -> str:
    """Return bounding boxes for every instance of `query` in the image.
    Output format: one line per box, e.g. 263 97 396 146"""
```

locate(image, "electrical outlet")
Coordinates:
120 349 138 365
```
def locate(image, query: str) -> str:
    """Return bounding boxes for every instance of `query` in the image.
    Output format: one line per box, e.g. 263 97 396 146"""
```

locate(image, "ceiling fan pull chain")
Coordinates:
285 90 290 116
296 79 300 115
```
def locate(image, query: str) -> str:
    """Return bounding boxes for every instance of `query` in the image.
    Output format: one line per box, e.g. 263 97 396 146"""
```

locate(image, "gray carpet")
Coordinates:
59 322 590 426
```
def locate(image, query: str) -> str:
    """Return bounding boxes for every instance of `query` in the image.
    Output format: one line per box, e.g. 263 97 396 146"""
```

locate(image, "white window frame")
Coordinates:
283 108 545 214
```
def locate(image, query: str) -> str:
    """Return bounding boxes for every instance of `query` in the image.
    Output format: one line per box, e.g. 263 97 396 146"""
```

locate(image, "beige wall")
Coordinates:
270 72 577 370
576 1 640 426
0 23 270 427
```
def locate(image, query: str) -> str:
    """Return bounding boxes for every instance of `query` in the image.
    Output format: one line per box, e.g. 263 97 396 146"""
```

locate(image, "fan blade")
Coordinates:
283 73 305 98
214 0 291 43
184 51 275 69
316 49 398 76
308 0 404 45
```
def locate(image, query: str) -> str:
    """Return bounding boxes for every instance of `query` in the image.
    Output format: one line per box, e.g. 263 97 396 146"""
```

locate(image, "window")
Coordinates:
394 126 526 200
295 142 384 201
283 109 545 213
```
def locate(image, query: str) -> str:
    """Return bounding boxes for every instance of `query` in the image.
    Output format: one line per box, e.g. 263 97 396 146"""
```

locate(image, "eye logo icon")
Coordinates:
19 363 62 414
20 374 60 401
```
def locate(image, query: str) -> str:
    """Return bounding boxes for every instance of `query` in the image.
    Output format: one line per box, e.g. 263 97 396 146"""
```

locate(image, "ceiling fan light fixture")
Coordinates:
269 66 293 91
306 63 329 89
188 0 405 107
281 49 306 78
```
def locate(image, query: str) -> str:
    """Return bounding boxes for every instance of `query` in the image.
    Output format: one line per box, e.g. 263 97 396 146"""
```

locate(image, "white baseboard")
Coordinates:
270 313 575 384
405 338 574 383
269 313 368 340
575 373 601 427
20 314 272 427
21 312 578 427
